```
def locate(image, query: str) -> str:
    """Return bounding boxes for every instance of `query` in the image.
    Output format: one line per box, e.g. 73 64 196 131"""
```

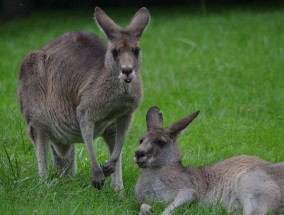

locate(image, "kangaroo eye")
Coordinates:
139 138 144 145
154 140 167 147
133 48 140 57
111 49 119 58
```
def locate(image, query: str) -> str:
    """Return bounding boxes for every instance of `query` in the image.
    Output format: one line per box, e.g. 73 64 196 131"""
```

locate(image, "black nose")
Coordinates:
135 150 146 159
122 69 132 76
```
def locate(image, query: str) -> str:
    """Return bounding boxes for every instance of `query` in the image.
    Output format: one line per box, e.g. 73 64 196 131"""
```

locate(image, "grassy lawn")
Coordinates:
1 4 284 215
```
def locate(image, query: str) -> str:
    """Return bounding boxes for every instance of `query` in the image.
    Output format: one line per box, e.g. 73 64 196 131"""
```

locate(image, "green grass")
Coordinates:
0 5 284 215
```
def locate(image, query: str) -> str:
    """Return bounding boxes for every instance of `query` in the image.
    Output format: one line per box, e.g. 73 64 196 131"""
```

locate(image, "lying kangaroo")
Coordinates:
135 106 284 215
18 7 150 190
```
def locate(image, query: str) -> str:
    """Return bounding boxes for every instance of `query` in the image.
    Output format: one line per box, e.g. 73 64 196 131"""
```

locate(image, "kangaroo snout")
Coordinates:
135 150 146 159
134 150 148 167
120 67 135 83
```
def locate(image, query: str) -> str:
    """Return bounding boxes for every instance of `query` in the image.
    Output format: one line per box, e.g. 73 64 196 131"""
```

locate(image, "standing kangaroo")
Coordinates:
135 106 284 215
18 7 150 190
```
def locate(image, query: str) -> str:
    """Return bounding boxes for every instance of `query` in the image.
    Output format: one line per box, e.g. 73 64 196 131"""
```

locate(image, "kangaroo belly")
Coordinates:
39 99 81 144
39 108 117 144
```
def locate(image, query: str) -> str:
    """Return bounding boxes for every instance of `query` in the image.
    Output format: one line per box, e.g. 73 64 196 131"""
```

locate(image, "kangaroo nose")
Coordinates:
135 150 146 159
122 68 133 76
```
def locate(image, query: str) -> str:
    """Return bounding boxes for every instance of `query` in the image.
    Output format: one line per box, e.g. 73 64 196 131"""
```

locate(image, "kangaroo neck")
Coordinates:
147 161 183 171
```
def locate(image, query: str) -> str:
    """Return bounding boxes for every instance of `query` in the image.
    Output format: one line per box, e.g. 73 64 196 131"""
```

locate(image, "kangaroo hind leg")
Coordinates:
241 170 281 215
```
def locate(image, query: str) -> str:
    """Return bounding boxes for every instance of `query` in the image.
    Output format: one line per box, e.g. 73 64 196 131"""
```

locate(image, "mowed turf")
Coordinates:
0 5 284 215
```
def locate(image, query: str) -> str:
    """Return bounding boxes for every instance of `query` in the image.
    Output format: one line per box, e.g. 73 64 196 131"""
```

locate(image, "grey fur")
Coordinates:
135 106 284 214
18 7 150 190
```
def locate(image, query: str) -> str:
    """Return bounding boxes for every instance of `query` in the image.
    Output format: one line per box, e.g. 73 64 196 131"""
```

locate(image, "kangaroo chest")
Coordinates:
138 170 180 203
152 177 178 202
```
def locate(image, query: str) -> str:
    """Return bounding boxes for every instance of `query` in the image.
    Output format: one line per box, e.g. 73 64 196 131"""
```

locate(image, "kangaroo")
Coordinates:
135 106 284 215
18 7 150 191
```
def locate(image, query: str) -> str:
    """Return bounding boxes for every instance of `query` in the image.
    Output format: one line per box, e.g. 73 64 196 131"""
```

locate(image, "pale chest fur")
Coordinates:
137 170 178 203
86 78 143 123
152 177 178 202
137 166 192 203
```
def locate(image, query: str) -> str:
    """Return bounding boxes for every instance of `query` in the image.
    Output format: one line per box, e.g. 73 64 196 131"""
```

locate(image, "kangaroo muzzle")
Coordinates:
120 67 135 83
134 150 149 168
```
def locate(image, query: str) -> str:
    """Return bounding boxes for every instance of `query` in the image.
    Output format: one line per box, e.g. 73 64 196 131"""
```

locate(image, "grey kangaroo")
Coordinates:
135 106 284 215
18 7 150 190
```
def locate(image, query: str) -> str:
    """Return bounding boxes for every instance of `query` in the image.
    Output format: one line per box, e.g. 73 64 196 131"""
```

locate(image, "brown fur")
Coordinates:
135 106 284 214
18 7 150 190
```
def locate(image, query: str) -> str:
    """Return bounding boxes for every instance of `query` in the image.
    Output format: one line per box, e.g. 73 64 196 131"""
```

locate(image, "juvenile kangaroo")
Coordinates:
18 7 150 190
135 106 284 215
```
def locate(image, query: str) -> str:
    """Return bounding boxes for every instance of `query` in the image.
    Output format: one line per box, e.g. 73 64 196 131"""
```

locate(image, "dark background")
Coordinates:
1 0 284 22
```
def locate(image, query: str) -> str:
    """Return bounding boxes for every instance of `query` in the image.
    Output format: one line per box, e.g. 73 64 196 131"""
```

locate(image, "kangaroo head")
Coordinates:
95 7 150 83
135 106 200 168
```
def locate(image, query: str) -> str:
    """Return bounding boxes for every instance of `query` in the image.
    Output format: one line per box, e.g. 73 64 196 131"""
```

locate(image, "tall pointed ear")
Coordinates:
126 7 150 39
166 111 200 137
94 7 121 41
146 106 163 131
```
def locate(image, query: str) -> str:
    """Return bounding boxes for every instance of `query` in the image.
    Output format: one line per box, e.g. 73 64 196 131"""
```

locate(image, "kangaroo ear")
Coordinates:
126 7 150 39
94 7 121 41
166 111 200 137
146 106 163 131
